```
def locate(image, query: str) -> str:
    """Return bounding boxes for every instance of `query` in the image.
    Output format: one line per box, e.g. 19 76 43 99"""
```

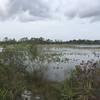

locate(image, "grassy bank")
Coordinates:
0 44 100 100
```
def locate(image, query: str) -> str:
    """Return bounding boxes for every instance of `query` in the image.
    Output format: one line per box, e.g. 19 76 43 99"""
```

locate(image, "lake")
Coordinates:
39 45 100 81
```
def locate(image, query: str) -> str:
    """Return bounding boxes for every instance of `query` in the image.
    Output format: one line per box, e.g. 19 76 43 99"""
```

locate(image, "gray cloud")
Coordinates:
0 0 51 21
78 0 100 18
0 0 100 22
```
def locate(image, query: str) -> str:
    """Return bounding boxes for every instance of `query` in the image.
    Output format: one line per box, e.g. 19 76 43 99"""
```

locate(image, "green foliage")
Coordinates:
29 44 38 59
61 61 100 100
0 88 8 100
0 44 38 100
0 44 60 100
0 43 100 100
60 80 76 100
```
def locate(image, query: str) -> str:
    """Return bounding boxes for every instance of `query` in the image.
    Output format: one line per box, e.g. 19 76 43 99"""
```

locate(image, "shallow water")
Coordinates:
41 45 100 81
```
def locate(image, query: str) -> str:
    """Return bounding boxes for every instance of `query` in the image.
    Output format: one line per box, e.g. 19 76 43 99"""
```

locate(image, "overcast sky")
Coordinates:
0 0 100 40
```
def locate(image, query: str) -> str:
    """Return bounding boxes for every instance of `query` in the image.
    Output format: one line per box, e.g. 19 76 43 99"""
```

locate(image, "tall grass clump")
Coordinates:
61 61 100 100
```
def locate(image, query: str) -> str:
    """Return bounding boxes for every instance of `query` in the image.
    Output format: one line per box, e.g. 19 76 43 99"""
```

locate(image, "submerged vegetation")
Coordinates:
0 38 100 100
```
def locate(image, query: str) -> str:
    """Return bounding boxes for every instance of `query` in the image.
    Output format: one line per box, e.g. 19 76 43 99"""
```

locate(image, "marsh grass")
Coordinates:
0 44 100 100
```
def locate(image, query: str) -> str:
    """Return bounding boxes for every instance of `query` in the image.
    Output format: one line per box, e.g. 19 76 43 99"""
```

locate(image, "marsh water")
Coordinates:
1 45 100 81
39 45 100 81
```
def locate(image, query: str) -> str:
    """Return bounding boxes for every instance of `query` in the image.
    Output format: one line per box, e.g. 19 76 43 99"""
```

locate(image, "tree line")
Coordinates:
0 37 100 45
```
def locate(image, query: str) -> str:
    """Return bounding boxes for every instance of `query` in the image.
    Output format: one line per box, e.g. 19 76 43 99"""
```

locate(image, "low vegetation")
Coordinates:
0 39 100 100
61 61 100 100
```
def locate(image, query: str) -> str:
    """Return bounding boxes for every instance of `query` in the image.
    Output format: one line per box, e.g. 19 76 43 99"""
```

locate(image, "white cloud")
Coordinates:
0 0 100 22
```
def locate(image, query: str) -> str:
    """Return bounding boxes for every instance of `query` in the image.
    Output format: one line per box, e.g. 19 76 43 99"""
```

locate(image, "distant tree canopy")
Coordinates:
0 37 100 45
